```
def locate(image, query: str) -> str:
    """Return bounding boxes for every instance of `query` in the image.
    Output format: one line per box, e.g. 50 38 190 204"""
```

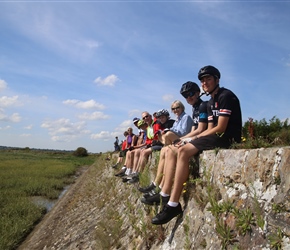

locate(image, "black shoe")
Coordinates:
128 175 139 184
115 168 126 177
151 203 183 225
122 175 132 183
111 164 118 169
138 182 156 193
141 193 169 206
143 189 158 199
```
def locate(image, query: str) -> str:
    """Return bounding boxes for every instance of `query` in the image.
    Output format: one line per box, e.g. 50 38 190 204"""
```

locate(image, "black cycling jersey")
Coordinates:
192 99 208 129
160 119 175 130
207 87 242 143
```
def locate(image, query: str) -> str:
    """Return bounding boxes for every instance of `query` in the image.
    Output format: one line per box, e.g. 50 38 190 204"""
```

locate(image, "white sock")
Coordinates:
168 201 179 207
121 166 126 169
160 191 170 197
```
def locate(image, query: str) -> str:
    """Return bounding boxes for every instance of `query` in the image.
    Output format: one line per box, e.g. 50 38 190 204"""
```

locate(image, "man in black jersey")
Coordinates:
139 81 208 206
151 65 242 225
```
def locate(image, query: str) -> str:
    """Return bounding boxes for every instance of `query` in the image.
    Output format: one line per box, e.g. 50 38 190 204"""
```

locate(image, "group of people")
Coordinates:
112 65 242 225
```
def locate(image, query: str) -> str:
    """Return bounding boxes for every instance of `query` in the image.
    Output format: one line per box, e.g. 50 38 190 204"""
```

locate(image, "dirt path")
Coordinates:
18 165 98 250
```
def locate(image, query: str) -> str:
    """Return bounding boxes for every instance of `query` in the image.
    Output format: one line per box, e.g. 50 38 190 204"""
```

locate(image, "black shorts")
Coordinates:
119 149 128 157
189 134 231 152
151 145 163 152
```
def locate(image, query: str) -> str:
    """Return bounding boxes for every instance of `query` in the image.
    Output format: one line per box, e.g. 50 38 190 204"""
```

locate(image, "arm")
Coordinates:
197 116 229 138
180 121 208 139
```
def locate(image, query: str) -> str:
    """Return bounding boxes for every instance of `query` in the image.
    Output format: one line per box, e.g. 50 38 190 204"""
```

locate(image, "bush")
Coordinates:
73 147 88 157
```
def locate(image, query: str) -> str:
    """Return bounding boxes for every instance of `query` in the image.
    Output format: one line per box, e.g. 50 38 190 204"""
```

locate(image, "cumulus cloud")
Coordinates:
20 133 31 137
77 111 110 120
24 125 33 130
0 125 11 130
0 79 7 92
41 118 90 142
62 99 105 110
128 109 141 118
162 94 174 102
90 131 111 140
94 74 120 87
0 96 20 108
0 112 21 122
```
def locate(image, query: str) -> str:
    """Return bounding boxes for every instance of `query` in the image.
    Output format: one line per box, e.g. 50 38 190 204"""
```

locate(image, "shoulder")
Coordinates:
199 100 208 111
219 87 238 99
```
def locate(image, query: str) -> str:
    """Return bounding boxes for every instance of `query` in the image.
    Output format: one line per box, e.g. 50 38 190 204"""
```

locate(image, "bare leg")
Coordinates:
163 132 180 145
154 146 167 186
160 145 179 195
136 148 152 173
132 148 142 172
169 143 199 202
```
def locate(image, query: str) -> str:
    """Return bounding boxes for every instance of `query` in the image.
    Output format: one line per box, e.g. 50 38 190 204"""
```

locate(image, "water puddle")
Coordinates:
30 185 70 211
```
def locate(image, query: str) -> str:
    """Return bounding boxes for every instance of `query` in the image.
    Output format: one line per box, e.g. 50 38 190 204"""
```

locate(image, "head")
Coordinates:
127 127 133 135
171 100 185 117
123 131 129 137
133 117 140 128
180 81 201 106
141 111 153 125
156 109 170 124
137 119 147 129
198 65 221 95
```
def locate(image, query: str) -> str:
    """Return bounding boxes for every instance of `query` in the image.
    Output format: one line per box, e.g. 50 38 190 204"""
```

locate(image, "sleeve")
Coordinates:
198 101 208 123
172 114 194 137
218 91 234 117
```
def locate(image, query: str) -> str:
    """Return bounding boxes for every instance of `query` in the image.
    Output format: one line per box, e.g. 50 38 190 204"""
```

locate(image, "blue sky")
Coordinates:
0 1 289 153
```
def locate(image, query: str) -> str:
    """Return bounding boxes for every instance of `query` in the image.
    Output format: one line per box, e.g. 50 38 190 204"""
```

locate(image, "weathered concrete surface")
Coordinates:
18 147 290 250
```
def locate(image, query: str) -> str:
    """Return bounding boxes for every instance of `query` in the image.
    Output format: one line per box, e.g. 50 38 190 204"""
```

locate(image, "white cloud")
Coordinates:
128 109 141 118
63 99 105 110
0 96 20 108
24 125 33 130
91 131 111 140
41 118 90 142
0 125 11 130
94 74 120 87
20 133 31 137
78 111 110 120
76 39 100 49
0 79 7 92
162 94 174 102
0 112 21 122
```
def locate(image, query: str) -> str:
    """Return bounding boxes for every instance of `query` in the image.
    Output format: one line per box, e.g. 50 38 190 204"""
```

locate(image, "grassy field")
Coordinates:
0 148 97 250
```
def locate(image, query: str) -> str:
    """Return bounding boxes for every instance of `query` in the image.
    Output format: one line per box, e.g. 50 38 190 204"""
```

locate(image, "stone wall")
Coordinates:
154 147 290 249
19 147 290 250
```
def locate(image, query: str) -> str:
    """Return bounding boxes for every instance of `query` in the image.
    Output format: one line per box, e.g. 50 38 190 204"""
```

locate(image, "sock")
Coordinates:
160 191 170 197
121 166 126 170
168 201 179 207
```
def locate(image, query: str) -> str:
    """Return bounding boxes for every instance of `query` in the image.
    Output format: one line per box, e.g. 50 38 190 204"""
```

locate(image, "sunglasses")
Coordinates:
142 115 149 119
171 106 180 111
182 91 195 99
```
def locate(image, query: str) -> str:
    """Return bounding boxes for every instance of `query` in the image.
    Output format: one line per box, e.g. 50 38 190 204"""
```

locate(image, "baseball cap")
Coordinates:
133 117 140 123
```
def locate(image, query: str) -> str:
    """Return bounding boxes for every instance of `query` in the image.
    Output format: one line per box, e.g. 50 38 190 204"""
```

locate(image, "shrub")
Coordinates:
73 147 88 157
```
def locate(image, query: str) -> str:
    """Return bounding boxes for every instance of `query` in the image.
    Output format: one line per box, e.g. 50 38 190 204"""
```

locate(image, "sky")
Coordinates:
0 1 290 153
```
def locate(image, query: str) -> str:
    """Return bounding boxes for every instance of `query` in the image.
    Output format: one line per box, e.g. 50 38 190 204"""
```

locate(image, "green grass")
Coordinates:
0 149 96 250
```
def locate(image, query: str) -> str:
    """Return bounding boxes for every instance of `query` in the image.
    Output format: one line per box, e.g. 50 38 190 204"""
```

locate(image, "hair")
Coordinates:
123 131 129 136
171 100 185 112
